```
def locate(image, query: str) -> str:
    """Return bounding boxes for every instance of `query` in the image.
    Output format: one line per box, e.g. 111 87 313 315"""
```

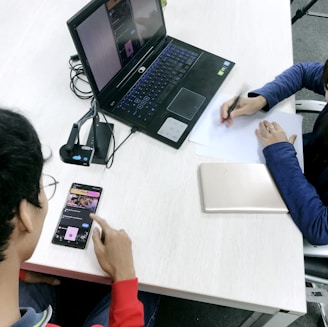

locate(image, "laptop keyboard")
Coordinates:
116 43 199 124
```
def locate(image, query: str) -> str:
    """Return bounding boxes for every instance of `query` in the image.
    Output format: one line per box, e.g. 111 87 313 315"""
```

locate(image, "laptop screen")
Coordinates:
68 0 164 95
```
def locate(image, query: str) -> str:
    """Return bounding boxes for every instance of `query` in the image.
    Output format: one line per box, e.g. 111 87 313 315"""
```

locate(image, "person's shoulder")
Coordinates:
294 61 323 66
294 61 324 71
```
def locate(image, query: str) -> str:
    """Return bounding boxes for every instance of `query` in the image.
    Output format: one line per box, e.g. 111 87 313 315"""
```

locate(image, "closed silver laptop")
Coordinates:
199 162 288 213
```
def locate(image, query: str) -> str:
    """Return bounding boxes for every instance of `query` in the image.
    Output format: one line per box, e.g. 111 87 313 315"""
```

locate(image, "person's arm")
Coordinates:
264 142 328 245
249 62 325 111
91 214 144 327
19 269 26 281
255 120 328 245
221 62 325 124
19 269 60 285
109 279 144 327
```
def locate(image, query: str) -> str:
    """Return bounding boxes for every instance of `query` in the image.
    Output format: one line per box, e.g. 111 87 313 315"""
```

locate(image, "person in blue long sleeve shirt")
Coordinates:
221 60 328 245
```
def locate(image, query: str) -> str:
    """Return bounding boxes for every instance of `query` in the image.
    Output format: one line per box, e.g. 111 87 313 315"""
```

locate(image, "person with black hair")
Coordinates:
221 60 328 245
0 108 159 326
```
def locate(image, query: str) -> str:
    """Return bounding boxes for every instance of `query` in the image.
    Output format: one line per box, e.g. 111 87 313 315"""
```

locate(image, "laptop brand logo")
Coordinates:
138 66 146 74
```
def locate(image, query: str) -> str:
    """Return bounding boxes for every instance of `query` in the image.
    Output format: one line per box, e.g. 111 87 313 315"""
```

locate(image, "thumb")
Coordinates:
24 271 61 285
42 275 61 286
92 226 104 251
289 134 297 144
230 106 245 119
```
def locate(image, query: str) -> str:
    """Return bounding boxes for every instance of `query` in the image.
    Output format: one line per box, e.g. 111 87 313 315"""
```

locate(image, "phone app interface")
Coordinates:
53 184 101 248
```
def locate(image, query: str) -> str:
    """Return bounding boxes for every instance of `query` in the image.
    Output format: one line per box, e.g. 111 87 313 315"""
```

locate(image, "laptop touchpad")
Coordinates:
167 88 206 121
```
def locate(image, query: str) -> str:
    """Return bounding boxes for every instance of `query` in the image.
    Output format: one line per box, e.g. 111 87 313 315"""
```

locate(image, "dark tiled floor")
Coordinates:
154 296 252 327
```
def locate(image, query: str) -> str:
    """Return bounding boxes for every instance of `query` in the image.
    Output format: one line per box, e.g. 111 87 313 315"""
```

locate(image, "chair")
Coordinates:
291 0 328 24
296 99 328 326
296 99 326 113
303 239 328 327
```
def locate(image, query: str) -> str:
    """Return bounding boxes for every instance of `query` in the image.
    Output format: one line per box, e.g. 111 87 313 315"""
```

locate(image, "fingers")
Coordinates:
262 120 276 133
289 134 297 144
23 271 61 285
255 127 264 142
39 274 61 286
91 215 110 252
256 120 292 147
90 214 135 282
91 213 128 245
221 95 267 126
271 121 281 129
264 121 274 132
90 213 106 227
92 225 103 250
259 121 281 135
220 97 238 125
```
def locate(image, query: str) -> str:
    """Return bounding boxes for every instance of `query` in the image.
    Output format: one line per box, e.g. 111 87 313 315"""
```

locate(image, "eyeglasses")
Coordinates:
42 174 59 201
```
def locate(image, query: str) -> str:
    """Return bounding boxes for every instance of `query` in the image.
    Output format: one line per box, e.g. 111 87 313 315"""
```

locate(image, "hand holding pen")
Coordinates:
220 94 242 125
226 93 241 119
220 94 267 125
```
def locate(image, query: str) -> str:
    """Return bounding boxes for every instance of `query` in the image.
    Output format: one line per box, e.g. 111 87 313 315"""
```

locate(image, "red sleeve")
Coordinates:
108 278 144 327
19 269 26 281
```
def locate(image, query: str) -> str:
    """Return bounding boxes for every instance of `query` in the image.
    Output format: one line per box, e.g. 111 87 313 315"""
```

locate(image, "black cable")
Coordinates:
101 113 137 169
69 56 93 100
68 59 137 169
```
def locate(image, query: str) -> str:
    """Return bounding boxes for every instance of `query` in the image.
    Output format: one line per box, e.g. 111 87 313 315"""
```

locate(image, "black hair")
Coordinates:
0 108 43 262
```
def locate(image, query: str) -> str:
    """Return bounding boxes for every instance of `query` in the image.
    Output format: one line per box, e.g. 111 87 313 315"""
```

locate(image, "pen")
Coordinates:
226 94 241 120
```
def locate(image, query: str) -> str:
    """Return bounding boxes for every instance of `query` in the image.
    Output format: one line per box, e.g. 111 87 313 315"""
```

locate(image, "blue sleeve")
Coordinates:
249 62 325 111
263 142 328 245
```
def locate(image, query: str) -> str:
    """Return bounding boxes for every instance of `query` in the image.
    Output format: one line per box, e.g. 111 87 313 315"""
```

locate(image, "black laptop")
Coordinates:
67 0 235 148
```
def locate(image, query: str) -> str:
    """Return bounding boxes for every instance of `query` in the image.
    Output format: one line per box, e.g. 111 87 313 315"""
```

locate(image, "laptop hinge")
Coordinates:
116 46 154 89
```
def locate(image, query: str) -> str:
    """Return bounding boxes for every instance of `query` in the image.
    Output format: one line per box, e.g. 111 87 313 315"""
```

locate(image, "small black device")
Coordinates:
60 144 95 166
60 100 113 166
52 182 102 249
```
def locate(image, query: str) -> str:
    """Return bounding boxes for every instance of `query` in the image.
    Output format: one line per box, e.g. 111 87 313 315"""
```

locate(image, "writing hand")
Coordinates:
221 95 267 126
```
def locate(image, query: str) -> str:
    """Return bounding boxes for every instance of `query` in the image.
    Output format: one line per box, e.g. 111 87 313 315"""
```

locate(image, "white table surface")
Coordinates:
0 0 306 325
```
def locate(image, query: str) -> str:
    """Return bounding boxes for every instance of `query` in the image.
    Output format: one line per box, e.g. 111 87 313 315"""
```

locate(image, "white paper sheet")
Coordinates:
189 93 304 169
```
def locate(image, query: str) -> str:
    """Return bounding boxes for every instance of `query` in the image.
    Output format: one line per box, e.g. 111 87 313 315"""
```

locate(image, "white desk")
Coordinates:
0 1 305 326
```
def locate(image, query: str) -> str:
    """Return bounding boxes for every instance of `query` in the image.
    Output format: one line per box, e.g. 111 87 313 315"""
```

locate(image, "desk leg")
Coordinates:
307 11 328 18
240 311 300 327
291 0 319 24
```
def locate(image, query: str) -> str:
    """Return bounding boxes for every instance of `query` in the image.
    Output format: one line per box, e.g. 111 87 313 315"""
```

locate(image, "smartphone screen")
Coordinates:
52 183 102 249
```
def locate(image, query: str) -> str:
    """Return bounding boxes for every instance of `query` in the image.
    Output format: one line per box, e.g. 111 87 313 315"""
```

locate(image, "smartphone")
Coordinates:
52 183 102 249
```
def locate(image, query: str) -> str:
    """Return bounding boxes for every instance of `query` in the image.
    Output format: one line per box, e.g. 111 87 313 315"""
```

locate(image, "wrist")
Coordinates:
113 267 136 282
255 95 267 110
